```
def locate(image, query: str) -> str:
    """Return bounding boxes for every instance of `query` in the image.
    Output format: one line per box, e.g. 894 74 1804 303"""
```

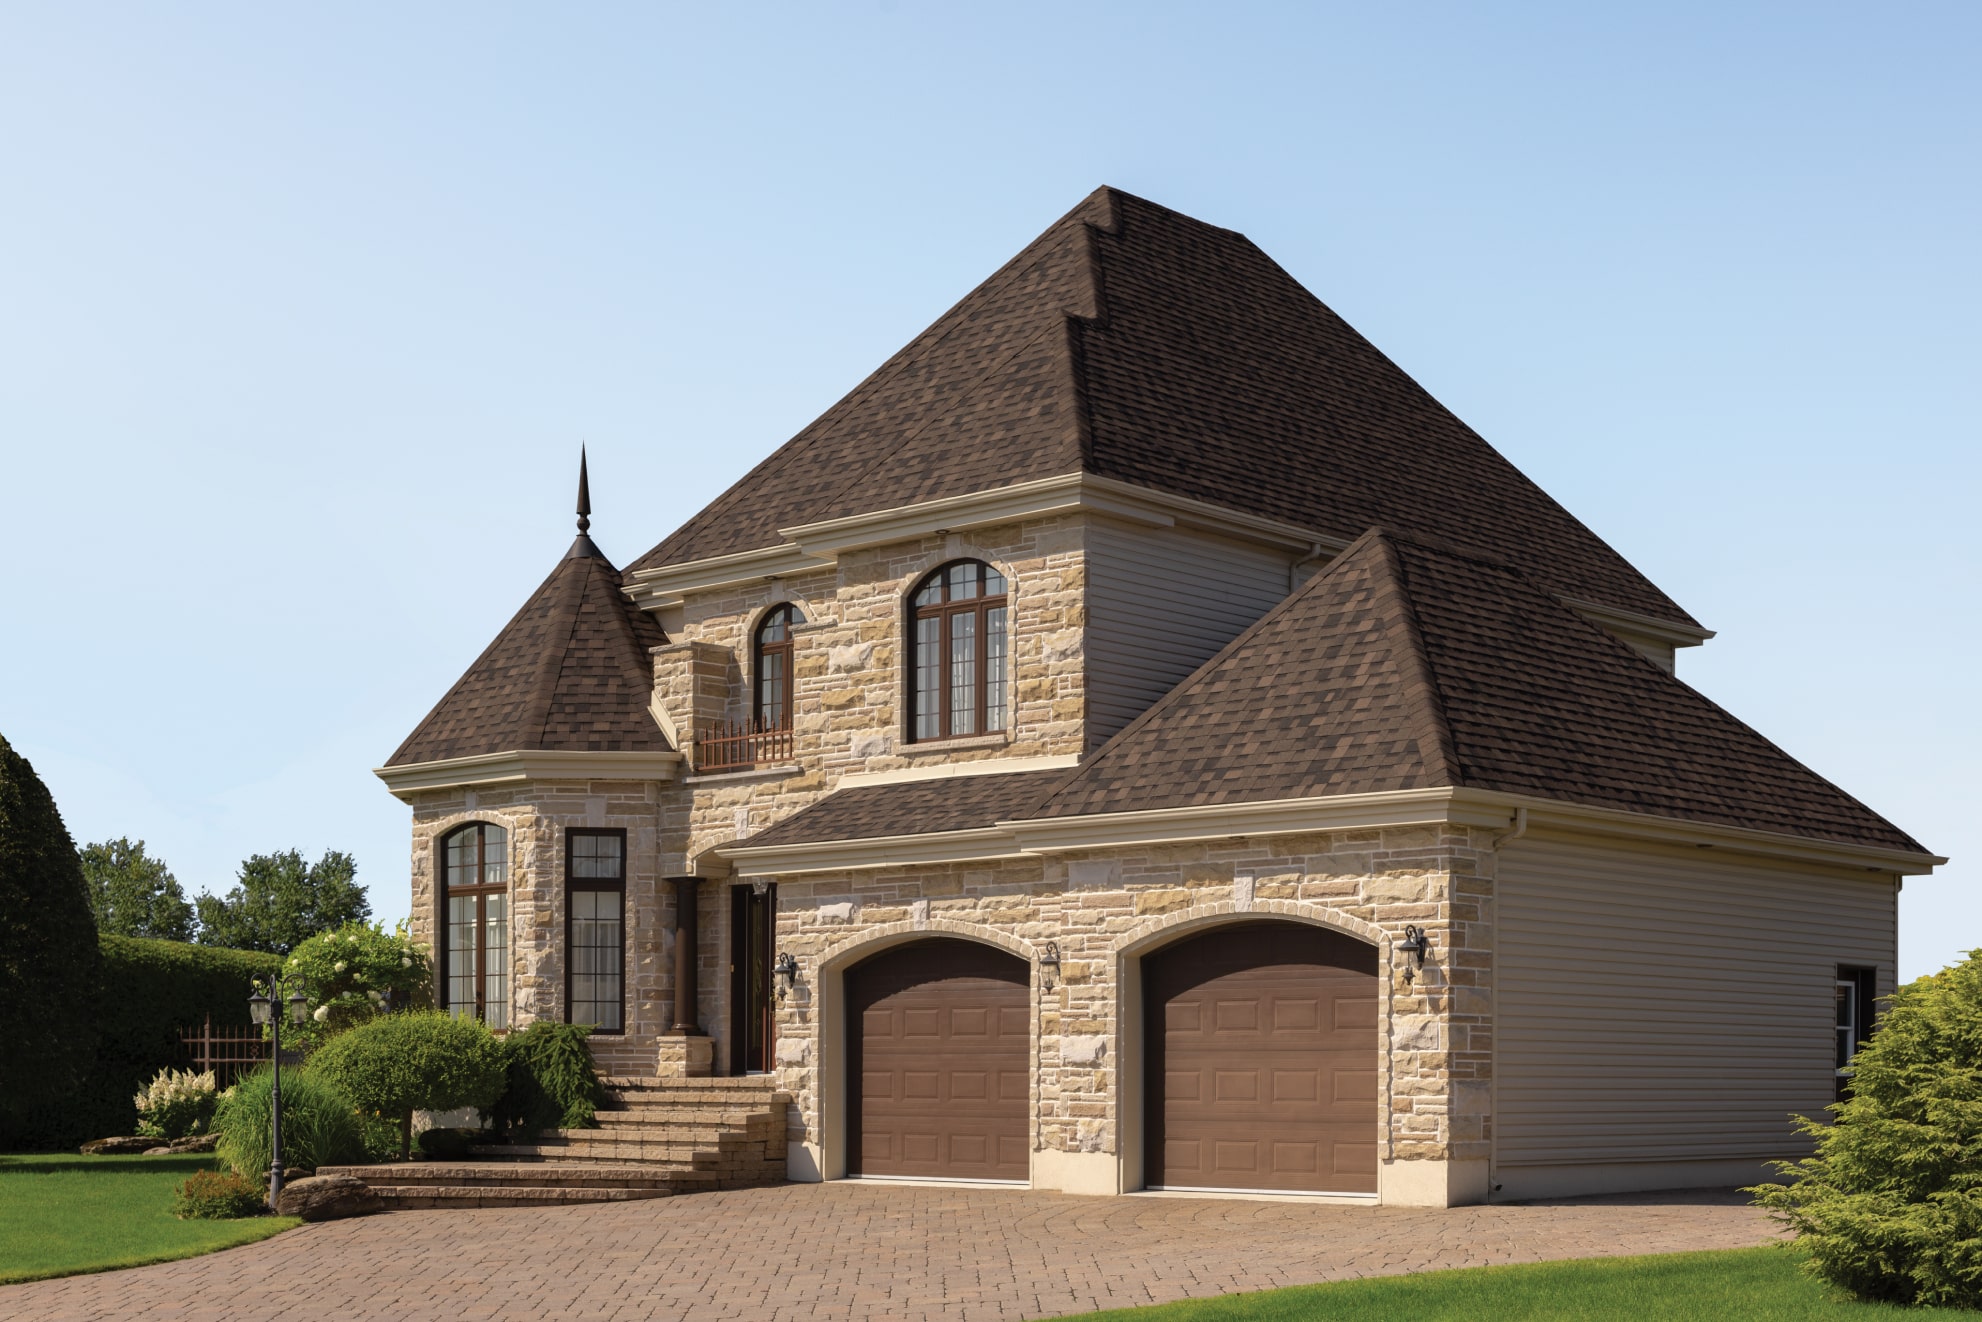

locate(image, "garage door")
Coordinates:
1145 922 1379 1193
847 939 1030 1181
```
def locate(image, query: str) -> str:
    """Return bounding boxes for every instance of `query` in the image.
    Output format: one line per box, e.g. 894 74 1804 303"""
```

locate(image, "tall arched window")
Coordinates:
910 560 1008 741
441 822 509 1029
754 603 804 729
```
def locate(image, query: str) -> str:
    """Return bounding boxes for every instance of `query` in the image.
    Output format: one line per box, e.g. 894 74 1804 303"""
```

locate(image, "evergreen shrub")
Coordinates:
310 1012 506 1159
493 1021 605 1135
213 1066 368 1180
1752 949 1982 1308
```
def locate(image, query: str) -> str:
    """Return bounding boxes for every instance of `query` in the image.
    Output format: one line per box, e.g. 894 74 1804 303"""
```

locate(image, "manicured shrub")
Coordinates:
213 1066 368 1181
278 921 432 1051
173 1168 266 1219
1752 949 1982 1308
134 1067 218 1139
0 733 102 1121
493 1021 605 1135
310 1012 507 1159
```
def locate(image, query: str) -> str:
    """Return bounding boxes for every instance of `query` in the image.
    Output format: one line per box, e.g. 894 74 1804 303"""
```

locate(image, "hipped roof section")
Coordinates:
387 537 671 767
631 186 1696 629
745 529 1922 855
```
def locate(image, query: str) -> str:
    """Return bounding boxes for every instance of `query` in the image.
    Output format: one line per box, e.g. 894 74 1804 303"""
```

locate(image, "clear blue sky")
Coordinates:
2 3 1974 978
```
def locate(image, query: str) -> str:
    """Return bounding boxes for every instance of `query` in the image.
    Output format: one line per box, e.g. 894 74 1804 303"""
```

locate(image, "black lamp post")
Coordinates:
248 976 311 1210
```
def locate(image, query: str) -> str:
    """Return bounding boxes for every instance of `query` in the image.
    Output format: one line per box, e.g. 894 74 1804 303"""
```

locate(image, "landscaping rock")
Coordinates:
275 1174 382 1222
142 1134 219 1155
80 1136 158 1155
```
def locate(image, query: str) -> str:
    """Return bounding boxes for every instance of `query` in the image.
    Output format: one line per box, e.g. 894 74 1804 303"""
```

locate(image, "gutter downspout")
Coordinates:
1485 805 1527 1201
1288 542 1329 591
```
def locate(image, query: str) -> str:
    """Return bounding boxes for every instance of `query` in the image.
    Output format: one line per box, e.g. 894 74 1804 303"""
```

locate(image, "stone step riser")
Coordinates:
369 1188 674 1209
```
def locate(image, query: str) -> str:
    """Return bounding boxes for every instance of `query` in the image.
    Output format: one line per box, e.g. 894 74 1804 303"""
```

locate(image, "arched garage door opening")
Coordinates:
1144 921 1379 1194
846 938 1030 1182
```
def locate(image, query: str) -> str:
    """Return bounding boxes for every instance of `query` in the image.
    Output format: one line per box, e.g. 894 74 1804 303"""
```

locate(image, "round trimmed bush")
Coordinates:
310 1011 506 1159
213 1065 368 1181
1752 949 1982 1307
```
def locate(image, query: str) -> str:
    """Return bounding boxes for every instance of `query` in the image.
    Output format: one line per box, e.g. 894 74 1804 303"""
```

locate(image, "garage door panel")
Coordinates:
849 938 1030 1181
1147 922 1378 1193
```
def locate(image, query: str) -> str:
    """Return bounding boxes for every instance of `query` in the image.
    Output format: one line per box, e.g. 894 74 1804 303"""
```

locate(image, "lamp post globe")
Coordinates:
248 990 272 1027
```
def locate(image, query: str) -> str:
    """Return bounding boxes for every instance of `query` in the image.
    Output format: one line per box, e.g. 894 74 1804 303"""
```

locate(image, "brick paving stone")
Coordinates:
0 1182 1778 1322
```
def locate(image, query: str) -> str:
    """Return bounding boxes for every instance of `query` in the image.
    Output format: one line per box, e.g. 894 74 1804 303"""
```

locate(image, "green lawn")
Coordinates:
0 1153 300 1285
1076 1245 1911 1320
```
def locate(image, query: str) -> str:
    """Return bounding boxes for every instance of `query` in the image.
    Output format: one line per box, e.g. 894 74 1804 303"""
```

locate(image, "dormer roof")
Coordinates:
386 531 670 768
631 186 1697 630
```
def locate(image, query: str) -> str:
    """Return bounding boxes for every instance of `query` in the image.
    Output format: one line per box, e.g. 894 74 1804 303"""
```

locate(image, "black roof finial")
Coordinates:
577 444 592 535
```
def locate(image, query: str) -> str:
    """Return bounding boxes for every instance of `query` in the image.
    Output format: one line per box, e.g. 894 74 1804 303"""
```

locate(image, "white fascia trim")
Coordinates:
716 784 1943 878
1461 789 1945 875
1558 596 1716 649
837 753 1082 789
374 749 683 798
620 474 1339 609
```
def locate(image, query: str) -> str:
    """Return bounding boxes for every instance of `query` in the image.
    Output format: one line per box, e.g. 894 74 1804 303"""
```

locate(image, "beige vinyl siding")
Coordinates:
1494 837 1895 1175
1083 519 1295 742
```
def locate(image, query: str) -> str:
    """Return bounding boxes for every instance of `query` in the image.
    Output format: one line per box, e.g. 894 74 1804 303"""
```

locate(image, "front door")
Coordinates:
730 883 776 1074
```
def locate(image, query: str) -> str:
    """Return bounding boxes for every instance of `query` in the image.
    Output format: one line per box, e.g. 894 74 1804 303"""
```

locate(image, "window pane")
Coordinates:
483 895 508 1030
761 608 788 644
915 615 942 740
950 611 977 736
481 825 508 886
985 605 1007 733
570 889 622 1031
447 896 478 1016
984 566 1006 596
914 578 941 607
948 563 978 599
446 830 474 889
572 832 623 881
759 648 787 728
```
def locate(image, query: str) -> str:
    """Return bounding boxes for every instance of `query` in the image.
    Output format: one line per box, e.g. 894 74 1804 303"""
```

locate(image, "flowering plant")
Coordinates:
135 1067 218 1139
277 920 433 1050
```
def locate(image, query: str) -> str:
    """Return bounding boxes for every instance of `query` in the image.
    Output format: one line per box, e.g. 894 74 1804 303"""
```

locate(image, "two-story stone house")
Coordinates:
376 187 1940 1206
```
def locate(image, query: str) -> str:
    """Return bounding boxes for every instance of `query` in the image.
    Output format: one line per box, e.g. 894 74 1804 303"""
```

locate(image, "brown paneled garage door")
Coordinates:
1145 922 1379 1193
847 939 1030 1181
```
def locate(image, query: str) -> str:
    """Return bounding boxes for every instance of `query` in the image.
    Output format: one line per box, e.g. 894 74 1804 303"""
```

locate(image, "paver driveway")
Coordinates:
1 1181 1777 1321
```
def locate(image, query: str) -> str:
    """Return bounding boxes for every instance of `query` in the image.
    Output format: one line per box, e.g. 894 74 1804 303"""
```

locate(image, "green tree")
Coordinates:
0 734 102 1120
195 849 369 955
1752 950 1982 1308
80 837 195 941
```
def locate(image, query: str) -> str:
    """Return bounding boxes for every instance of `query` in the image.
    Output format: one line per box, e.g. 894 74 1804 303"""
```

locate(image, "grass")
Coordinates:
1074 1245 1914 1320
0 1153 301 1285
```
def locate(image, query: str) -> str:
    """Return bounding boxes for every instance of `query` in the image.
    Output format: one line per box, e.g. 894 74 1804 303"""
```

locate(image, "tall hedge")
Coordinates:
0 933 279 1150
0 734 101 1121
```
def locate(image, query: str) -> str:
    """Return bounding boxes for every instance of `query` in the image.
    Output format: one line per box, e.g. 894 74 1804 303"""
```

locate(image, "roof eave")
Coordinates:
374 749 684 800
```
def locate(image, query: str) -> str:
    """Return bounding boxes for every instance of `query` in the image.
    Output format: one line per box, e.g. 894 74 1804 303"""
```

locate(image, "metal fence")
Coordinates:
178 1014 270 1086
695 719 795 774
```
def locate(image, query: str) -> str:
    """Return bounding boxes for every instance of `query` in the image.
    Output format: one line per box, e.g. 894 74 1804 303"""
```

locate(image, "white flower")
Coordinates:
334 961 347 973
312 1005 329 1023
346 934 357 944
400 956 411 968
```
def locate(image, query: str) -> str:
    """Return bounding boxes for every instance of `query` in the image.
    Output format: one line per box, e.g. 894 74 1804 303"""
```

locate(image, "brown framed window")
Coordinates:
441 822 509 1029
1836 965 1877 1103
754 604 804 729
567 830 625 1033
909 560 1008 742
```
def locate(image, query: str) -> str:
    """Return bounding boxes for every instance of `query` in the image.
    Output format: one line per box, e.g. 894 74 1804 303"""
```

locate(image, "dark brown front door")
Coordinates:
1145 922 1379 1193
847 939 1029 1181
730 884 775 1074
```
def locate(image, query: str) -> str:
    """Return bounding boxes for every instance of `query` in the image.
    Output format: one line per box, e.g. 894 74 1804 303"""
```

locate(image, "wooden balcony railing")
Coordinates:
695 719 794 774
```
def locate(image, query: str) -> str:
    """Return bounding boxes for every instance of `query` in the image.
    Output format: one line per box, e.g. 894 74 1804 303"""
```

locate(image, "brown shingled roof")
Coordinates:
743 529 1923 855
387 536 671 766
631 187 1696 629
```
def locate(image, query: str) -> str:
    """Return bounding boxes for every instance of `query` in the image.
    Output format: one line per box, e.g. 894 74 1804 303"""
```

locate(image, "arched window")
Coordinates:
441 822 509 1029
753 604 804 729
909 560 1008 741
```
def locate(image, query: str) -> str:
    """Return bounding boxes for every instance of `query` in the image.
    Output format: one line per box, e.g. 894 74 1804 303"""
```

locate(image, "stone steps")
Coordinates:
314 1161 705 1210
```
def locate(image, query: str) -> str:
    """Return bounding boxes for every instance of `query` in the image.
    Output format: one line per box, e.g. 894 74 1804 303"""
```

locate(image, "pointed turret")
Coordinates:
386 451 669 766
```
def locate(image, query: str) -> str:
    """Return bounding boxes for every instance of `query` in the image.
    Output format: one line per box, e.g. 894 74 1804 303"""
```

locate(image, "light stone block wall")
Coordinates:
762 825 1496 1189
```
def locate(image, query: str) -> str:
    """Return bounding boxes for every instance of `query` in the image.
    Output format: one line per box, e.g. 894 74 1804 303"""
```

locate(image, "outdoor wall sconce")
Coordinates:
772 951 798 1003
1398 925 1430 985
1039 941 1062 990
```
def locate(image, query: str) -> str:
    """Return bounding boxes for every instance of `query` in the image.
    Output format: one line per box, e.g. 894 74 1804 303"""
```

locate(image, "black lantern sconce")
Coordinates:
772 951 799 1003
1398 925 1430 985
1038 941 1062 991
